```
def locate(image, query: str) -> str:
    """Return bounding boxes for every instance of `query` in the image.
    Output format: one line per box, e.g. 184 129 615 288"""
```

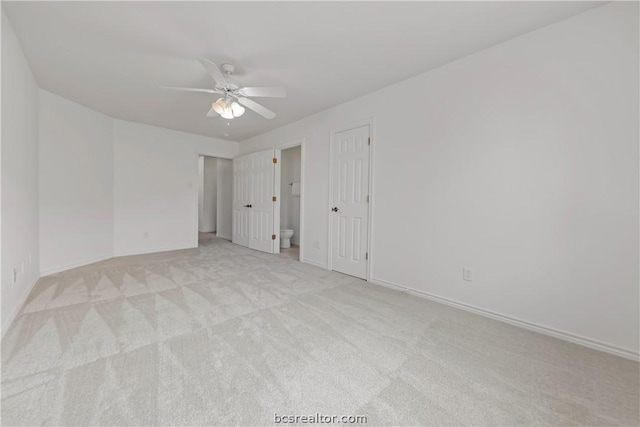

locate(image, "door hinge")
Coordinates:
272 234 276 240
368 137 371 146
272 157 278 164
272 196 277 202
366 195 369 203
365 252 369 260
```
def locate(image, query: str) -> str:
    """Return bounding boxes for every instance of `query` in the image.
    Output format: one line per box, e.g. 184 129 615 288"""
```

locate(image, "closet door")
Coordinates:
232 149 280 253
330 124 370 279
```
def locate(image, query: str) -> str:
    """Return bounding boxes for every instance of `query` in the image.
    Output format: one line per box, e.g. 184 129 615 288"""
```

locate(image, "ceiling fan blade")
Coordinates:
198 58 227 86
238 86 287 98
206 108 217 117
161 86 217 94
237 97 276 120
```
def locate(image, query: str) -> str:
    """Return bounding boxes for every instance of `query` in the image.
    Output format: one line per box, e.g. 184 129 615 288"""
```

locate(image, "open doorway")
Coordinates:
279 145 302 260
198 155 233 247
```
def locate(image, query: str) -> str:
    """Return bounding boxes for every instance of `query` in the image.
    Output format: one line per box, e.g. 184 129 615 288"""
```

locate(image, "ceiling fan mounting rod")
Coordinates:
221 63 235 75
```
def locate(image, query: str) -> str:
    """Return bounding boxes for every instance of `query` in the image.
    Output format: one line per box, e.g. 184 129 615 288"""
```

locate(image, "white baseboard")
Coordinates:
301 257 328 270
2 275 39 338
216 234 231 241
40 253 114 277
370 277 639 362
114 244 196 258
41 244 199 277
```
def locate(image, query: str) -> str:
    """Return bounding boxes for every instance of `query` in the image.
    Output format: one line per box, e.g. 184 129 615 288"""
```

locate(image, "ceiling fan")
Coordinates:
162 59 286 120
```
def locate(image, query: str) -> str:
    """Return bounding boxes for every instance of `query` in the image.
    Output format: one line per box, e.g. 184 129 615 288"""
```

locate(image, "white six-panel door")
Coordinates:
331 124 370 279
248 149 277 252
232 149 280 254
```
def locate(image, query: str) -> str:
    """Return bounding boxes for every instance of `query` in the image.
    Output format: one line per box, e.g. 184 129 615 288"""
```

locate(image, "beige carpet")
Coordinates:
2 234 638 426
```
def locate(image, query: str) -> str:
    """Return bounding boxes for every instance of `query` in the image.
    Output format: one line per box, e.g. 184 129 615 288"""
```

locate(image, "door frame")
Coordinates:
276 139 305 262
272 148 281 254
193 151 234 248
327 118 375 282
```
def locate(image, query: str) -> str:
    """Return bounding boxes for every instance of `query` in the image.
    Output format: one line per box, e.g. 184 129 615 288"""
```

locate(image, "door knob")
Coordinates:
244 204 252 208
331 207 339 212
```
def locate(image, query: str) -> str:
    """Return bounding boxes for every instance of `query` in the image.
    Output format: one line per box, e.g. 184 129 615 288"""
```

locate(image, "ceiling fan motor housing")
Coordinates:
219 64 240 90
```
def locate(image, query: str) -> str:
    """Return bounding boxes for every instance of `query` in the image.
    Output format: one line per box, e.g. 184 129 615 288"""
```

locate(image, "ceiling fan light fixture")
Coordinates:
212 98 227 115
220 107 234 120
231 102 245 117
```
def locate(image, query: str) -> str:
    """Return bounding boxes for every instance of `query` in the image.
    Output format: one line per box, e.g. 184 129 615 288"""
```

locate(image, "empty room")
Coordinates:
1 1 638 426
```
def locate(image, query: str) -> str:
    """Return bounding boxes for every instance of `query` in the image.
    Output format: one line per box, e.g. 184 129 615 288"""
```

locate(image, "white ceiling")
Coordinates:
4 1 602 142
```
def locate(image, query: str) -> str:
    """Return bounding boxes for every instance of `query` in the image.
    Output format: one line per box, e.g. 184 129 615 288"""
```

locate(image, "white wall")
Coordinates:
280 146 301 245
216 158 233 240
1 9 40 334
114 120 237 256
39 90 114 275
240 3 639 357
198 156 217 232
1 9 240 335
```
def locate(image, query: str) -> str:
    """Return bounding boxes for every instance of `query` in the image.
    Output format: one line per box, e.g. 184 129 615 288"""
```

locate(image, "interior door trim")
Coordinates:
327 118 375 282
275 139 304 263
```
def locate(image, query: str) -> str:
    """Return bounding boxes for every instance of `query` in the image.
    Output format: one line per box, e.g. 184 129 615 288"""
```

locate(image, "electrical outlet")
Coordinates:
463 267 473 282
315 240 320 249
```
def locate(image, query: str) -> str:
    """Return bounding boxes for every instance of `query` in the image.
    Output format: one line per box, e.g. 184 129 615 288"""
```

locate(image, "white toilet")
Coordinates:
280 229 294 248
